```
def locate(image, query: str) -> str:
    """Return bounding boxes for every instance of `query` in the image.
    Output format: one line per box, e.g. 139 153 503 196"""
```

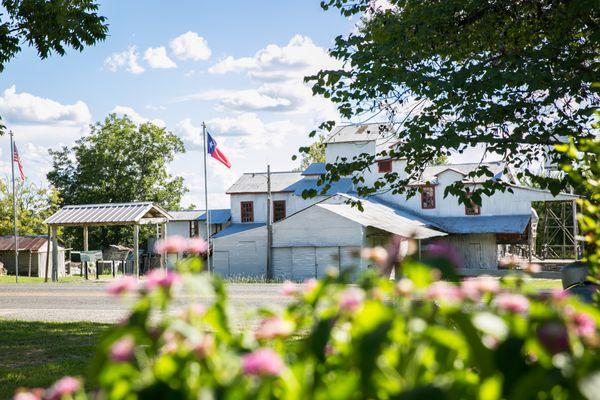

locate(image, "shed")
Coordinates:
0 236 66 279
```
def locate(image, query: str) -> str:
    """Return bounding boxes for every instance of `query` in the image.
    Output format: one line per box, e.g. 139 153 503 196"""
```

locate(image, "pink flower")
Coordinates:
106 276 138 296
461 276 500 301
396 278 414 296
304 278 318 292
193 334 214 359
110 336 135 362
13 392 40 400
426 281 464 303
426 242 463 266
524 263 542 274
361 246 388 266
241 348 285 377
45 377 80 400
255 316 294 340
145 269 181 291
495 293 530 314
187 237 208 254
339 287 365 312
281 280 298 296
572 312 596 339
154 235 187 254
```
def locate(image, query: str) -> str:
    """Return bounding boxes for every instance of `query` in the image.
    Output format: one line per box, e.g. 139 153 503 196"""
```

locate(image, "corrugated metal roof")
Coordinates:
318 194 446 239
198 209 231 224
287 177 354 196
415 162 507 184
213 223 266 239
0 236 60 251
427 215 531 234
169 210 205 221
226 171 302 194
326 124 392 144
45 202 172 226
302 163 327 176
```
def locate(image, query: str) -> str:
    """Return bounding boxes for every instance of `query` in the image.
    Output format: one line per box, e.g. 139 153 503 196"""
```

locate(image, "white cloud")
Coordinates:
103 46 145 74
144 46 177 69
0 85 91 126
186 88 293 112
111 105 165 127
170 31 211 61
208 34 339 81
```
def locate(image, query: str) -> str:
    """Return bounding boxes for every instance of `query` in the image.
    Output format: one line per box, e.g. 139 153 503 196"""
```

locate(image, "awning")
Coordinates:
44 202 172 226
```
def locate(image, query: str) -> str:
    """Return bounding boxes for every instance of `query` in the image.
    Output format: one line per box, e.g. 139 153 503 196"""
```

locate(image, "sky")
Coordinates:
0 1 354 209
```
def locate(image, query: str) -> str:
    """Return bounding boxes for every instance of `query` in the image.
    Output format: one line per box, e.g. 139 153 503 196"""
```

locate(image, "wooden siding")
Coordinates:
445 233 498 269
212 226 267 278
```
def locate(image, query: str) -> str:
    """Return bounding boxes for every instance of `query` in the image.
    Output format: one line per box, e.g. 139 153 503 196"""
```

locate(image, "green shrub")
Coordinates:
15 251 600 400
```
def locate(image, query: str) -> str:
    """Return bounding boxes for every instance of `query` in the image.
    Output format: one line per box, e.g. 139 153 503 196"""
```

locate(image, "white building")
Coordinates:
212 124 577 280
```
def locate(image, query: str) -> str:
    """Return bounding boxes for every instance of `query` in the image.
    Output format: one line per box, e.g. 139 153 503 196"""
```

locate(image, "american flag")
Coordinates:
13 143 25 181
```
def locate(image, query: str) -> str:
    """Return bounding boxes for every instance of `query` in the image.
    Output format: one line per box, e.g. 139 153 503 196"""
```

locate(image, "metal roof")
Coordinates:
198 209 231 224
0 236 63 251
317 194 446 239
226 171 302 194
302 163 327 176
427 215 531 234
287 177 354 196
44 202 172 226
326 124 392 144
213 223 266 239
412 162 509 185
169 210 205 221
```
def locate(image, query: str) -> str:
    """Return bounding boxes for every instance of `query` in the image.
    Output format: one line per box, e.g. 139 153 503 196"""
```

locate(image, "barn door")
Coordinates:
273 248 292 280
316 247 338 279
213 251 230 276
467 243 482 269
292 247 316 281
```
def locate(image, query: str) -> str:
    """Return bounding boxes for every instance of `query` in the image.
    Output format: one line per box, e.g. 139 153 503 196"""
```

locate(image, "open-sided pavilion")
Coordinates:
44 202 172 281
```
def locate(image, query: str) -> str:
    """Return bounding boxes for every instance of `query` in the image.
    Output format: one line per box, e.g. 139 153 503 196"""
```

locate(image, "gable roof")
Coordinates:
326 123 392 144
0 235 63 251
169 210 205 221
45 202 172 226
212 223 266 239
287 177 354 196
198 209 231 224
302 162 327 176
226 171 302 194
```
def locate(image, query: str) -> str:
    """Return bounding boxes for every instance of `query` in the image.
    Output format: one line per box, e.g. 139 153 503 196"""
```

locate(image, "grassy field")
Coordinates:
0 320 111 399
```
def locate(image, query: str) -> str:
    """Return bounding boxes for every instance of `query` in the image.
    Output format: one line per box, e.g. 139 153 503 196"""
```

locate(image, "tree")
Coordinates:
47 114 187 249
0 179 60 236
295 134 326 171
307 0 599 205
0 0 108 134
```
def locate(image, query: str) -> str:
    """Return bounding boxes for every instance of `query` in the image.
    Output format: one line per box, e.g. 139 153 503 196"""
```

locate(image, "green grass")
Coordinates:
0 320 111 398
521 278 563 292
0 275 113 284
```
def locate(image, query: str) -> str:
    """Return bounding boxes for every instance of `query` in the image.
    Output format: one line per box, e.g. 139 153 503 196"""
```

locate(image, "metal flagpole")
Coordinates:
202 122 211 273
9 130 18 283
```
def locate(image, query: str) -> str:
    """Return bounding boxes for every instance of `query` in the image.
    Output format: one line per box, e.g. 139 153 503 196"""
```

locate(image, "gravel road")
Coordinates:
0 282 292 324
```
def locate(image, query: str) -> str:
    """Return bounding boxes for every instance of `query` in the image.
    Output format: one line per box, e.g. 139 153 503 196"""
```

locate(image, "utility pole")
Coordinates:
266 164 273 281
202 122 211 273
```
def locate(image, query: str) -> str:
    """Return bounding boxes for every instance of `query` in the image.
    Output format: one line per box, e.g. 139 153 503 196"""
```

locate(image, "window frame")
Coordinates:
189 220 199 237
420 185 436 209
240 201 254 222
273 200 286 222
377 159 393 173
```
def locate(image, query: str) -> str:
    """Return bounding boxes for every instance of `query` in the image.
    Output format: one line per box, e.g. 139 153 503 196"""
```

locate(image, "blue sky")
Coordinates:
0 1 353 208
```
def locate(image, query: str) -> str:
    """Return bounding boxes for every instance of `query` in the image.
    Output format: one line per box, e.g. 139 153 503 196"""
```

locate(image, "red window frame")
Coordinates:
420 186 436 209
240 201 254 222
377 159 392 173
273 200 286 222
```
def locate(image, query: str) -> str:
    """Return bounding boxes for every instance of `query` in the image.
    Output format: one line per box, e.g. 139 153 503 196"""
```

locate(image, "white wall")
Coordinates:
230 192 327 224
166 221 189 237
326 141 376 165
212 226 268 278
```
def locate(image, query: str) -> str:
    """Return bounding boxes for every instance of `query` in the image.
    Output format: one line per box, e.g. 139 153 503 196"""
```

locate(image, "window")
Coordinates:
273 200 286 222
189 221 199 237
377 159 392 173
241 201 254 222
465 193 480 215
420 186 436 209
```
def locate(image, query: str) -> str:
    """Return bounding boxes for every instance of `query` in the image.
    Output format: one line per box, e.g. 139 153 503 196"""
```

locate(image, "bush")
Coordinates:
14 248 600 400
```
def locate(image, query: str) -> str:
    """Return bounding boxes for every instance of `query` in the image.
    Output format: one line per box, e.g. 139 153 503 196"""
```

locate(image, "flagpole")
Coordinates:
202 122 211 274
9 130 18 283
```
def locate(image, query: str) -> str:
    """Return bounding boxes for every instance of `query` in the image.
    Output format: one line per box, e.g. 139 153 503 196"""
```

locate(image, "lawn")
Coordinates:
0 320 111 399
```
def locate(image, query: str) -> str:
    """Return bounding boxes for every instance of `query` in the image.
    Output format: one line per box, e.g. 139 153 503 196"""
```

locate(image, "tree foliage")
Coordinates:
307 0 599 204
47 114 187 249
295 134 326 171
0 179 60 235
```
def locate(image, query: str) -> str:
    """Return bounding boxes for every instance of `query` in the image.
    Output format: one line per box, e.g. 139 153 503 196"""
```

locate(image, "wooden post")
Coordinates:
44 226 51 282
51 226 59 282
112 260 116 278
161 222 167 271
572 199 579 260
83 225 89 280
28 250 32 277
133 224 140 279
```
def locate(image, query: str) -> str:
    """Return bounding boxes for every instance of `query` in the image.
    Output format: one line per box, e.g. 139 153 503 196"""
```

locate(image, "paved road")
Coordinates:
0 282 292 324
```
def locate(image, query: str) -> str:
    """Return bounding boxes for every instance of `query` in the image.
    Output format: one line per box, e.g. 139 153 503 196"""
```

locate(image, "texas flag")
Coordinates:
207 132 231 168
